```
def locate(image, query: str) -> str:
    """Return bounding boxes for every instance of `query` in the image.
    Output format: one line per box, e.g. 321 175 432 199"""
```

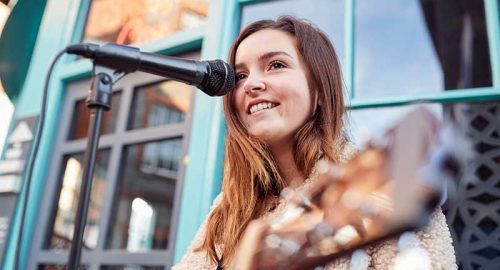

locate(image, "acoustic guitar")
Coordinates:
245 107 466 270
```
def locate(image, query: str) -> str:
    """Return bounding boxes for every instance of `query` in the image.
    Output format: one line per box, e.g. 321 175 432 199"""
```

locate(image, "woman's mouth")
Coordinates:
249 102 279 115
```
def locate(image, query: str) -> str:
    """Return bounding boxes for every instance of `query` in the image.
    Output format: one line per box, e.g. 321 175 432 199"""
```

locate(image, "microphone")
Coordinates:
65 43 235 96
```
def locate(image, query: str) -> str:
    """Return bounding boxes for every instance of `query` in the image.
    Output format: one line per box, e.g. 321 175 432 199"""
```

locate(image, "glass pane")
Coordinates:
240 0 345 68
348 104 443 147
101 265 164 270
48 150 110 250
106 138 183 251
348 101 500 270
39 265 87 270
355 0 492 98
83 0 210 45
128 81 193 130
69 92 122 140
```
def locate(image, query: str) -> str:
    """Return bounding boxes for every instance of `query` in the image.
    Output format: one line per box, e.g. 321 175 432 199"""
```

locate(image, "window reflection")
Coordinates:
355 0 492 98
83 0 210 45
106 139 183 251
100 265 163 270
420 0 492 89
240 0 345 67
69 92 121 140
48 150 110 250
128 80 192 130
127 198 156 251
39 265 87 270
348 104 443 147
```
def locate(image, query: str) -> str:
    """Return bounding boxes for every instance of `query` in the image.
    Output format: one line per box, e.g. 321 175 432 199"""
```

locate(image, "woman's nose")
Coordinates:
243 72 266 95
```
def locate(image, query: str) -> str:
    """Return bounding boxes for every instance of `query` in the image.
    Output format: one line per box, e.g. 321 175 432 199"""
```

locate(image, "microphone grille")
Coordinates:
200 60 235 96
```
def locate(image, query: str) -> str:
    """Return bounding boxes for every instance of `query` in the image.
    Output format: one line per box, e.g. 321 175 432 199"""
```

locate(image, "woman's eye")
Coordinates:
269 61 286 70
236 73 247 82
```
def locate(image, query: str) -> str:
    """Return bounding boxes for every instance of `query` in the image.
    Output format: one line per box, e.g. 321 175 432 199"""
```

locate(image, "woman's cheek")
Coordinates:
233 90 246 117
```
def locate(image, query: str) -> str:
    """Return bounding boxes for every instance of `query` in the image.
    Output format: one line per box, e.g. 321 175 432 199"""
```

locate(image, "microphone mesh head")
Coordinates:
200 60 235 96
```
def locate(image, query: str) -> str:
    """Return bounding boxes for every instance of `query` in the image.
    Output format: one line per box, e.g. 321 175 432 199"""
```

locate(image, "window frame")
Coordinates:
347 0 500 108
26 0 206 264
238 0 500 110
17 0 500 268
232 1 500 269
29 69 196 269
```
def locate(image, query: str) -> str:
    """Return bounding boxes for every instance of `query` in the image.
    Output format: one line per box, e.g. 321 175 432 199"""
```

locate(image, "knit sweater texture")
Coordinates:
173 158 457 269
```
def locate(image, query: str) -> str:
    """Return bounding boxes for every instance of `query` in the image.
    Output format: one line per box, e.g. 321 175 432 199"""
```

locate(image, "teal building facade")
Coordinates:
0 0 499 269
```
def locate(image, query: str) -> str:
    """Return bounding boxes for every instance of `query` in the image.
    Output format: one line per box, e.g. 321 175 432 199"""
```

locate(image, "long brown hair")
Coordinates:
197 16 346 267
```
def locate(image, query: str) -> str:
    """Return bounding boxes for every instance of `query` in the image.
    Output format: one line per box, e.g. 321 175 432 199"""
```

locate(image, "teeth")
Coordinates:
250 102 276 114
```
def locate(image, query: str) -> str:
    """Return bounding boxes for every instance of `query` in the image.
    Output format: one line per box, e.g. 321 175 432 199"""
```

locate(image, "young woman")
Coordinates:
173 16 456 269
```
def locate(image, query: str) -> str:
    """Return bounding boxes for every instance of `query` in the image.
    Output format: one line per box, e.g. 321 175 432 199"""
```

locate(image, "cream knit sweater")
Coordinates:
173 196 456 269
173 158 457 270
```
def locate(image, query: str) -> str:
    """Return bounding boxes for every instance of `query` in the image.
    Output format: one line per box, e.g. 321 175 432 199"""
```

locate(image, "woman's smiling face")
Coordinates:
233 29 314 149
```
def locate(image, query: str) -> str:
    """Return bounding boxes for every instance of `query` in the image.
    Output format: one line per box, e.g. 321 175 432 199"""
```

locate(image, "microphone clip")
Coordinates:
87 64 128 110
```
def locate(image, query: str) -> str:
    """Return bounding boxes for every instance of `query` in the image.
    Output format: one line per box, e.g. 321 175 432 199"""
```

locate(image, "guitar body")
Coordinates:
247 107 465 270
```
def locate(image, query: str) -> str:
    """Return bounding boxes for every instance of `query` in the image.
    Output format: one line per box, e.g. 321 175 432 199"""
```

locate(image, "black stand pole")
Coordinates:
68 65 127 270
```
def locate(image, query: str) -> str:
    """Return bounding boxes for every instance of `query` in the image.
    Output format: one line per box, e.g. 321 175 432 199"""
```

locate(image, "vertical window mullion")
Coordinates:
484 0 500 87
70 0 91 43
344 0 356 100
94 143 122 251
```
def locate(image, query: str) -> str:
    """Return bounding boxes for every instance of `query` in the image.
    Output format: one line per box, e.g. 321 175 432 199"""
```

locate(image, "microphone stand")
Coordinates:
68 64 127 270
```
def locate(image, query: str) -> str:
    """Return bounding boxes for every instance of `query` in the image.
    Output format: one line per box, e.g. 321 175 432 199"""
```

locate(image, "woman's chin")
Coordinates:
250 130 278 143
250 131 290 148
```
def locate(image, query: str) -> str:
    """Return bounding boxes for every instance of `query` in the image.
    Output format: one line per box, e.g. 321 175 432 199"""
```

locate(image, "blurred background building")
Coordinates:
0 0 499 269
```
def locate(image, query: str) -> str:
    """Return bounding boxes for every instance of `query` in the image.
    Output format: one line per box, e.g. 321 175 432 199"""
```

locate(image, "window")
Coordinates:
241 0 346 68
49 150 110 250
29 52 197 269
69 92 122 140
240 0 500 269
128 81 192 130
83 0 210 45
354 0 492 98
39 265 88 270
105 138 183 251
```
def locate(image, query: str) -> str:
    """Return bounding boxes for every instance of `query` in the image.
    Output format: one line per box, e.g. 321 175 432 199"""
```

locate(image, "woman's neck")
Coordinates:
270 143 305 187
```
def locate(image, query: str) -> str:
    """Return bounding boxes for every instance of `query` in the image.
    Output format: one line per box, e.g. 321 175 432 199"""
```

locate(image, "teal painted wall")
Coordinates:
1 0 232 268
0 0 47 101
2 0 499 268
1 0 89 268
173 0 240 263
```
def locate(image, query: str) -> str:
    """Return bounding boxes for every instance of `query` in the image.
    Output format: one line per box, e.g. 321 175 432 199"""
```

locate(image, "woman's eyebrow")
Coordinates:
258 51 293 62
235 51 293 70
